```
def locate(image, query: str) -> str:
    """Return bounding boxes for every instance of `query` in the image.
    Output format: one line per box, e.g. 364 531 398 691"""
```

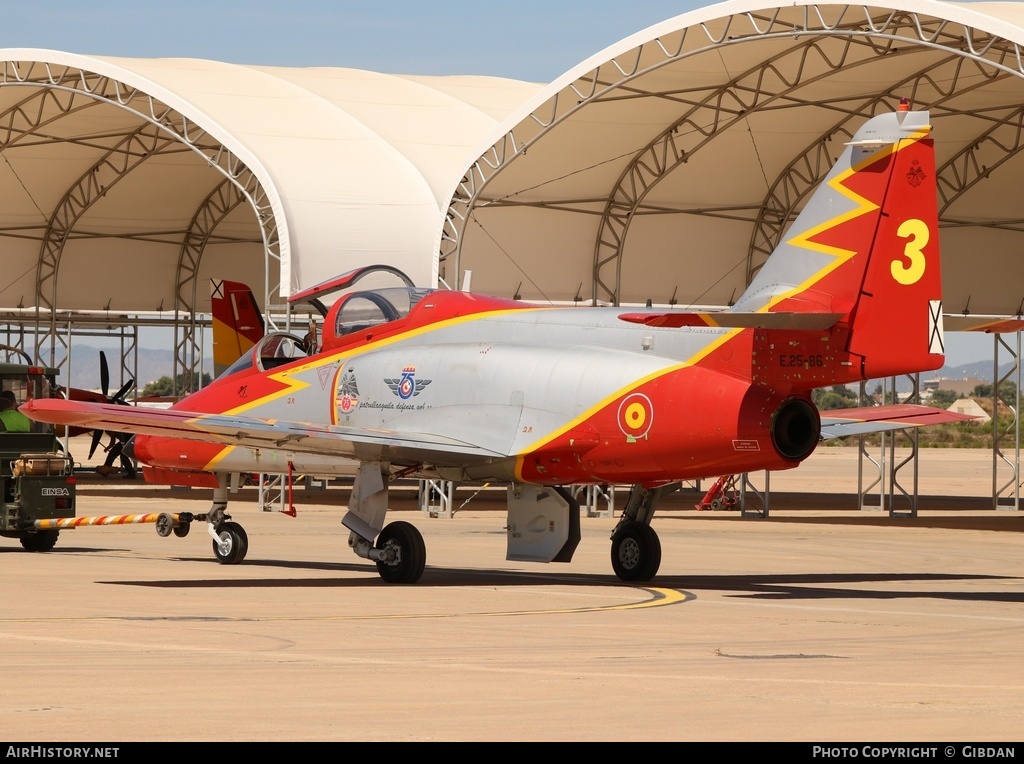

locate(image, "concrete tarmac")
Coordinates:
1 447 1021 742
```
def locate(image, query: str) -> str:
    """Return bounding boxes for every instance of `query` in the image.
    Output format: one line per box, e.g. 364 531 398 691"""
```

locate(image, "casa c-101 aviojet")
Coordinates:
25 107 972 584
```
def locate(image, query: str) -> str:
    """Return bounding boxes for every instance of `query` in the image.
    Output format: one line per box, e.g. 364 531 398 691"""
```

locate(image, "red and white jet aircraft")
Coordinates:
25 107 968 584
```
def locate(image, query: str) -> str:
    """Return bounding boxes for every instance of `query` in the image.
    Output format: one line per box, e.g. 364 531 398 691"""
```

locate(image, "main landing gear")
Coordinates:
373 521 426 584
343 462 427 584
610 521 661 581
608 484 675 582
144 467 672 584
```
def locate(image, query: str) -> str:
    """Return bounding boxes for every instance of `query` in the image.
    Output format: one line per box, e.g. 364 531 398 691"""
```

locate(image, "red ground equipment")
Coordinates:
695 475 738 511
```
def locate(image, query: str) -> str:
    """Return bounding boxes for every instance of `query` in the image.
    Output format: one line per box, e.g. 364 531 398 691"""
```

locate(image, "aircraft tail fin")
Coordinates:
211 279 265 377
733 106 942 384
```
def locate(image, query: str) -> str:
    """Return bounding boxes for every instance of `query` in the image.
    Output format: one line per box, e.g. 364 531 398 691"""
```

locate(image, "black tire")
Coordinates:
172 521 190 538
212 521 248 564
21 530 59 553
374 521 426 584
610 521 661 582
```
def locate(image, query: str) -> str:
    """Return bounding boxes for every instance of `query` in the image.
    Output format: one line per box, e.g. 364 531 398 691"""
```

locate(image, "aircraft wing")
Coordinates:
23 399 977 461
22 399 504 462
819 404 978 439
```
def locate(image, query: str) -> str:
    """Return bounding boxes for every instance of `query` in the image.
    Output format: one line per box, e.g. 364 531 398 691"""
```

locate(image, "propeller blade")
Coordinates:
88 428 103 460
99 351 110 397
112 379 135 404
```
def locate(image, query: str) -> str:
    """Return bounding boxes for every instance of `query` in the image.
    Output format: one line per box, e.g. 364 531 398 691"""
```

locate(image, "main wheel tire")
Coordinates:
610 521 661 582
374 521 426 584
21 530 59 553
212 521 248 564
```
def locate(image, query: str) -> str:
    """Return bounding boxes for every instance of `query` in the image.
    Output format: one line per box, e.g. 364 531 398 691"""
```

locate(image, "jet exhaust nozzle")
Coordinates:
770 398 820 462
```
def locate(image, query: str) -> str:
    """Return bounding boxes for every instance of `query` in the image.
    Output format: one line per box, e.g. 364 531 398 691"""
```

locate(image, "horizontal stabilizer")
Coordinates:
618 311 844 330
943 315 1024 334
820 404 978 440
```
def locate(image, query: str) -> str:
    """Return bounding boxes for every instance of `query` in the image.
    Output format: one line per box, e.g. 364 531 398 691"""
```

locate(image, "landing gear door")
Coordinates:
506 485 580 563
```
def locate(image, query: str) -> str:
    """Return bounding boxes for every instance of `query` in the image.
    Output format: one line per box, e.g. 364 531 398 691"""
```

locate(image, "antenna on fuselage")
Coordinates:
461 270 473 292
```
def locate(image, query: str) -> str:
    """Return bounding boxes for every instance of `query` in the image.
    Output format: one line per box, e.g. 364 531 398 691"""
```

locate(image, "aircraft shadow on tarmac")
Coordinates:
91 558 1024 605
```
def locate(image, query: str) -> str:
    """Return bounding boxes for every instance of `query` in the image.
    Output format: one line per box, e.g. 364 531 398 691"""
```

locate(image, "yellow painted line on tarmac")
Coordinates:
0 587 691 624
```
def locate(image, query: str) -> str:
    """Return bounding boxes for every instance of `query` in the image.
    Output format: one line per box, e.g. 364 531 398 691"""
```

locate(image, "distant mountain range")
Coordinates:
932 359 1012 383
912 359 1017 394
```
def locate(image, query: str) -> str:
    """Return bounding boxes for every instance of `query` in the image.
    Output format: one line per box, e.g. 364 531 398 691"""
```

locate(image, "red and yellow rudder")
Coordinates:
732 106 942 389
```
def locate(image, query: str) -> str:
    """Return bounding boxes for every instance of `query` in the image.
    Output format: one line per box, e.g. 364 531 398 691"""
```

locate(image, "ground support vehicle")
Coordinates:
0 361 76 551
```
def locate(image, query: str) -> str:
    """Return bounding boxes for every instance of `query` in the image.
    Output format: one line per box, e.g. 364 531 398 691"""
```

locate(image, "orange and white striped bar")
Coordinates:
34 513 177 529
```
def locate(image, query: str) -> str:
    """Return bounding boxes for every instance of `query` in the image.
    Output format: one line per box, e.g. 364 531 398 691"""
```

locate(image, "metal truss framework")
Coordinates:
175 180 255 396
446 6 1024 300
991 333 1021 510
0 60 280 392
855 375 924 517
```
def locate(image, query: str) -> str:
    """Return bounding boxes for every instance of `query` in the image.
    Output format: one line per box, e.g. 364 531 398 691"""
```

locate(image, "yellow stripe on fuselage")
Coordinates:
513 324 743 479
198 306 551 470
225 306 547 417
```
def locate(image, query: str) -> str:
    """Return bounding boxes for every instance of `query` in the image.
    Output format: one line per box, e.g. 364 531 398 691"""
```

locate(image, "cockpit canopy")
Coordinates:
217 286 435 380
324 287 434 343
219 331 309 379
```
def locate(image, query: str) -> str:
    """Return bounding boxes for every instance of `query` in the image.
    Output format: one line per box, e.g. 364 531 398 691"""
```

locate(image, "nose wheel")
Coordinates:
212 521 249 564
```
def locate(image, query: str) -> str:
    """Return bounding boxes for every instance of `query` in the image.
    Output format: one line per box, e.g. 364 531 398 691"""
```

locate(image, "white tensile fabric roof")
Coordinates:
2 1 1024 333
0 52 542 317
448 0 1024 326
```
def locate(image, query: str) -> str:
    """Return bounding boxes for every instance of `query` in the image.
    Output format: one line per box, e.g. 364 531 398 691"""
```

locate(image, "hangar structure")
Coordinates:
0 53 544 393
1 1 1024 507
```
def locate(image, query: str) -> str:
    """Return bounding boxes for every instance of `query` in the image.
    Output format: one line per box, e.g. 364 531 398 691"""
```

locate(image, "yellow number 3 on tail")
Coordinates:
892 218 928 285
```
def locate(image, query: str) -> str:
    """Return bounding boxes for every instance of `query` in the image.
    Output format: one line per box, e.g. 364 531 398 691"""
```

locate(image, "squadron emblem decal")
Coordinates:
336 370 360 414
906 159 926 188
386 366 432 400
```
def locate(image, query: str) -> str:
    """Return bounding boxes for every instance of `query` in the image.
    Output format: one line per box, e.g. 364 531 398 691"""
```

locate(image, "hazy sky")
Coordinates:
1 1 997 366
3 1 709 81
